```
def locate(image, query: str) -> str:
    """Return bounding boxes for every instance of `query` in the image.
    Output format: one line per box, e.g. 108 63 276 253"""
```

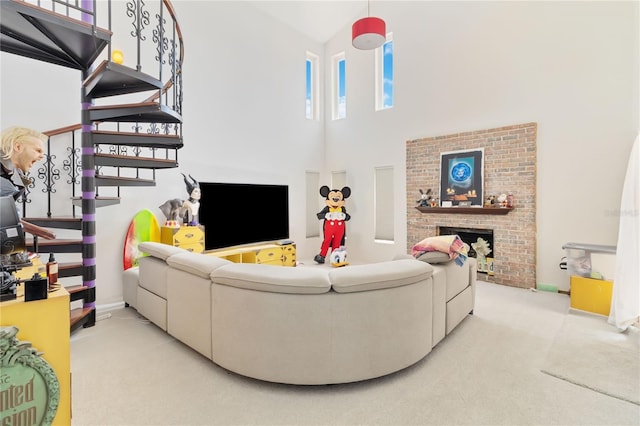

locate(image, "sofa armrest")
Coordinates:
211 263 331 294
139 241 187 260
330 259 433 293
167 252 232 279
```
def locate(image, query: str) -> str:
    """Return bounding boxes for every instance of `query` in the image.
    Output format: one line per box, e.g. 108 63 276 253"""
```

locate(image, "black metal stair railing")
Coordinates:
2 0 185 330
22 124 181 220
12 0 185 220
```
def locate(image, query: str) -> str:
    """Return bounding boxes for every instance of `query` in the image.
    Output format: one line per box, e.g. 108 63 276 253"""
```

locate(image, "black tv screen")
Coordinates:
199 182 289 250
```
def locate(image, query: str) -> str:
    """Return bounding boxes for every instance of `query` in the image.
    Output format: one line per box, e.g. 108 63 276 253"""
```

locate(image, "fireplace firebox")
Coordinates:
438 226 494 273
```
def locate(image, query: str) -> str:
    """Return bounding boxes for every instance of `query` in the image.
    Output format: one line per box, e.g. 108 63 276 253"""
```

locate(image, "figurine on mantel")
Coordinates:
416 189 436 207
180 173 201 226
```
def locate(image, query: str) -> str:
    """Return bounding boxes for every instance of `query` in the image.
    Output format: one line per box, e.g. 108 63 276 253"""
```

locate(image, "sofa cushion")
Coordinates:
431 260 470 301
122 267 139 307
139 241 186 260
167 252 232 279
138 256 170 298
392 253 414 261
330 259 433 293
211 263 331 294
416 251 452 264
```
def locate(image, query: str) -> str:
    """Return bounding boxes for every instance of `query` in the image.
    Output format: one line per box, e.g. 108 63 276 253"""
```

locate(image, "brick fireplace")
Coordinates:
406 123 537 288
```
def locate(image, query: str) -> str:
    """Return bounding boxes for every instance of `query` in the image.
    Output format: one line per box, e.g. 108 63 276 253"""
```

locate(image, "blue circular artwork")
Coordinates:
450 162 472 182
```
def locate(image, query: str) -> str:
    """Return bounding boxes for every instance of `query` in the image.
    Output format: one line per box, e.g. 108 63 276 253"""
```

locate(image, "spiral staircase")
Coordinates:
1 0 184 332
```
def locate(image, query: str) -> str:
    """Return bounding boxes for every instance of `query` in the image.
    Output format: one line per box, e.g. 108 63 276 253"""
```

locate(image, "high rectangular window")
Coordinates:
332 53 346 120
376 34 394 111
306 52 319 120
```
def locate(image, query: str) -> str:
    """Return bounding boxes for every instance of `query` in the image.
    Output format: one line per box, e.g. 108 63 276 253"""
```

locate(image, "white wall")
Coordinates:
324 1 639 291
1 1 327 305
1 1 638 306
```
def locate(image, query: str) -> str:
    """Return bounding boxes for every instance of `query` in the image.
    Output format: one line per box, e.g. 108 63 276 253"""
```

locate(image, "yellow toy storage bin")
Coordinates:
569 275 613 316
562 242 616 316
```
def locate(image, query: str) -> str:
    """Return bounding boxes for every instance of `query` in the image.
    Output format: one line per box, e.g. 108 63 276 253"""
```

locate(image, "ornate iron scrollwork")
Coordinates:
63 146 81 186
38 152 61 195
126 0 149 40
148 123 160 135
153 14 168 64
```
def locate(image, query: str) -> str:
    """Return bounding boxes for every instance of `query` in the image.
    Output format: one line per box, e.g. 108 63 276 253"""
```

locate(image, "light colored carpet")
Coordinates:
70 281 640 425
541 309 640 406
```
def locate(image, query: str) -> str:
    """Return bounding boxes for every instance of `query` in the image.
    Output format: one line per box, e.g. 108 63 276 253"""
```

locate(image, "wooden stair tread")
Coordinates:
26 238 82 246
84 60 162 98
93 129 181 138
22 217 81 230
91 130 183 149
95 175 156 187
58 262 83 279
26 238 82 254
0 0 111 70
71 196 121 208
64 284 88 295
88 102 182 124
94 153 178 169
23 216 80 223
70 307 94 328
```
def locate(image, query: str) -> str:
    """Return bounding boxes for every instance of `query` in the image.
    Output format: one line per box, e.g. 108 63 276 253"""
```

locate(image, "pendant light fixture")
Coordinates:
352 0 386 50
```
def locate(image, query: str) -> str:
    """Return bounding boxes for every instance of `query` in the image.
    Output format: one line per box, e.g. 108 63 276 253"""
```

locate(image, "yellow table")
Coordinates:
206 242 296 266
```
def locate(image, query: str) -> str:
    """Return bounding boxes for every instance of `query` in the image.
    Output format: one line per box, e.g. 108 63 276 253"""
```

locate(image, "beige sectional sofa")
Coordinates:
122 242 476 385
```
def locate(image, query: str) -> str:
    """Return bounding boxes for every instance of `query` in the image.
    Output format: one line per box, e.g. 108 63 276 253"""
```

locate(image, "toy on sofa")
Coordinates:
314 185 351 265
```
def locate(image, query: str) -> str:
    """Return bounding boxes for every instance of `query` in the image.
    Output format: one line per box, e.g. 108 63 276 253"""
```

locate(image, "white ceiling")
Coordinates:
248 1 367 44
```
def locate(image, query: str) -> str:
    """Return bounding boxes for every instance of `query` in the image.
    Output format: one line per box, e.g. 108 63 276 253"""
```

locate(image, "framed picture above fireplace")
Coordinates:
440 148 484 206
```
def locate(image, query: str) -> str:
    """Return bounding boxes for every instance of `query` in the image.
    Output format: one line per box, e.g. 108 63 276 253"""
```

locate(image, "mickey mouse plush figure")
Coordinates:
314 185 351 265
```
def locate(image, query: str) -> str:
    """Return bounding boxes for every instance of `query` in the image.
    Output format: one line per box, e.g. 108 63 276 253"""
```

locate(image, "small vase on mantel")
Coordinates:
507 194 514 208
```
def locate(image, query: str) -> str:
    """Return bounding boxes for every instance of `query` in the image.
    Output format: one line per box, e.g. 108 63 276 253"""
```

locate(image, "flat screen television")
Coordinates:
199 182 289 250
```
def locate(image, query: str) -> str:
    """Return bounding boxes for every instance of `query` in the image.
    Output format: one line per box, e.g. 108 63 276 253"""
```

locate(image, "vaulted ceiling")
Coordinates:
248 1 367 44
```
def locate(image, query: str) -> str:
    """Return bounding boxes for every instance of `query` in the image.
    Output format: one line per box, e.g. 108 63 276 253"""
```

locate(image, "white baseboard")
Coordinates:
96 301 125 317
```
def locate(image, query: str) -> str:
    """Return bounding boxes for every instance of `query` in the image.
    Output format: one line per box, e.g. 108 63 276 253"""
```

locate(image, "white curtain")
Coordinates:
609 134 640 330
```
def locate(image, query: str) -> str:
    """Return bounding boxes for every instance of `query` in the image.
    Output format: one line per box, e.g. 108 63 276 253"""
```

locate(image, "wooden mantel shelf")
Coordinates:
415 206 514 215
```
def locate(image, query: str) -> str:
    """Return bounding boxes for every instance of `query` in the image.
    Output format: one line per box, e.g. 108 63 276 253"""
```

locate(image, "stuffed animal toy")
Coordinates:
330 246 349 267
314 185 351 265
416 189 434 207
158 198 184 227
